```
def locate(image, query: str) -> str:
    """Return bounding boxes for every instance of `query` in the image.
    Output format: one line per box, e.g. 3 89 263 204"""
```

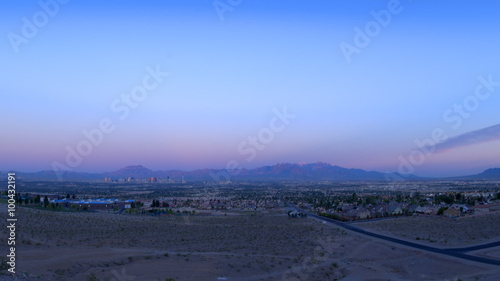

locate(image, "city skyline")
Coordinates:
2 0 500 177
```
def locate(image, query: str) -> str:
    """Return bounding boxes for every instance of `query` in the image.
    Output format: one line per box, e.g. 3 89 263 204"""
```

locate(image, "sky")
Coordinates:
1 0 500 177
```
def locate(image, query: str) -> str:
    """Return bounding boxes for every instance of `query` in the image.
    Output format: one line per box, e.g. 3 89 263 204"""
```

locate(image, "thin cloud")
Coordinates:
434 123 500 153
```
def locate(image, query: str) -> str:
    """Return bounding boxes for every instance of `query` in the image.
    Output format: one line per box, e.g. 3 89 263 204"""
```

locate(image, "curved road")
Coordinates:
448 241 500 252
300 209 500 266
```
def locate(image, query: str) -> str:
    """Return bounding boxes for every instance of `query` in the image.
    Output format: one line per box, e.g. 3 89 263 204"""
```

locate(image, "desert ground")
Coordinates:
1 204 499 281
355 213 500 247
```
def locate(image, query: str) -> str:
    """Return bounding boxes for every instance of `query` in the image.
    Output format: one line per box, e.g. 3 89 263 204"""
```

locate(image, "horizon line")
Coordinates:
2 161 498 179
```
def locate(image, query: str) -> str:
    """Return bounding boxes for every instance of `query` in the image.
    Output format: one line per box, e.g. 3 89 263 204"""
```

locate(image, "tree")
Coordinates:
437 207 448 215
43 196 49 208
34 195 41 204
150 200 161 208
467 198 476 206
414 191 421 199
351 192 357 203
396 193 403 203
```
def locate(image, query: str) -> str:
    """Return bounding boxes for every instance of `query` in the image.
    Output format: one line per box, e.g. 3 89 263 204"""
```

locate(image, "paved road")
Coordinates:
448 241 500 252
301 210 500 266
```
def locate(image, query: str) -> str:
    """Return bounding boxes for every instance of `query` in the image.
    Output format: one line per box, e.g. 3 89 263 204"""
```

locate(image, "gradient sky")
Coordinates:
1 0 500 177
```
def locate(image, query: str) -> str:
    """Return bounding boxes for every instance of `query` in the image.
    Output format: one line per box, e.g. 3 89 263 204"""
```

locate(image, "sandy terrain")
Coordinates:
1 204 499 280
472 247 500 260
354 213 500 247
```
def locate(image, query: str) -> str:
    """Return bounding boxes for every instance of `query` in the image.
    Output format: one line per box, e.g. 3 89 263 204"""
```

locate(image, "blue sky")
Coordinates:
1 0 500 177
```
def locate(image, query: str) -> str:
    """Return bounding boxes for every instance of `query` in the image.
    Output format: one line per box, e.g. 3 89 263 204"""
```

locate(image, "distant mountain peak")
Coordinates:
484 167 500 173
8 162 500 182
115 165 152 172
451 167 500 180
108 165 154 178
123 165 147 169
477 168 500 177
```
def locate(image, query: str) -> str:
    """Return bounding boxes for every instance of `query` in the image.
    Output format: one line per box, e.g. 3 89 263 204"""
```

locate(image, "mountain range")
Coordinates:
2 162 500 182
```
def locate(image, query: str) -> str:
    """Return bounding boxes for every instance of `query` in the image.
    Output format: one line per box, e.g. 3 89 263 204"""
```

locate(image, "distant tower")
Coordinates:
182 176 186 184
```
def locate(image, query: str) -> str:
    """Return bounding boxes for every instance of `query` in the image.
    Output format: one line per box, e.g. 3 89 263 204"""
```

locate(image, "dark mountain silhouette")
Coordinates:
453 168 500 180
236 162 409 181
105 165 155 179
2 163 499 182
